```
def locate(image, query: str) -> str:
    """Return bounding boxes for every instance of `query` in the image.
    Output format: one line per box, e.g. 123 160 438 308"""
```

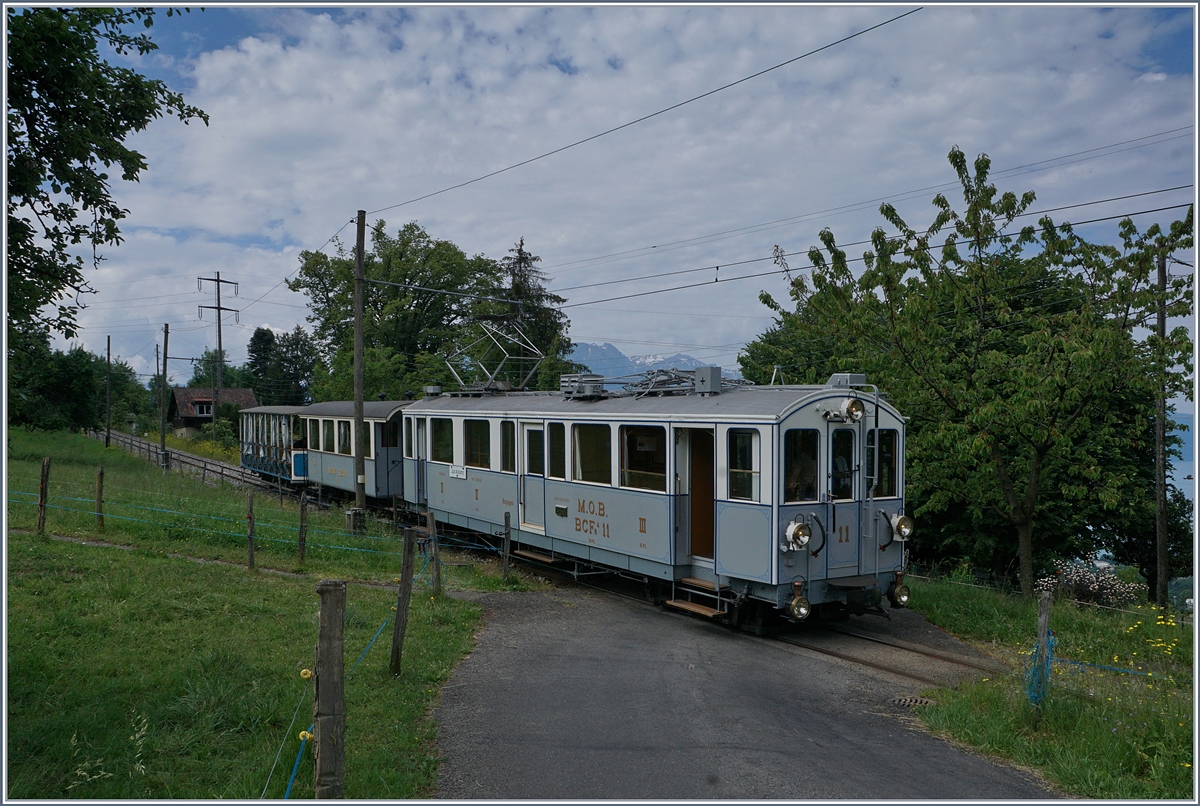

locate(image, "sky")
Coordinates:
33 3 1197 404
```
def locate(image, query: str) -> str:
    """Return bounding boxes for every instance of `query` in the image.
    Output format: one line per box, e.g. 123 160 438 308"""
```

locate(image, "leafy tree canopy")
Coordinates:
740 147 1193 596
6 7 207 354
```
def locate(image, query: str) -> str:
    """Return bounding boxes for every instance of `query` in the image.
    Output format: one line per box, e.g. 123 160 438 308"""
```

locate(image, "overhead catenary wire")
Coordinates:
559 201 1195 309
364 8 924 219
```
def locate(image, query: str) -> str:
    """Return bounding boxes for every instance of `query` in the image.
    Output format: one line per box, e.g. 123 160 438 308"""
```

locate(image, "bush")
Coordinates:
1035 559 1146 607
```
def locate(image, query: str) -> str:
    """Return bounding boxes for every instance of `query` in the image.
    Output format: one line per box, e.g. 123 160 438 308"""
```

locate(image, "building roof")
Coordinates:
170 387 258 418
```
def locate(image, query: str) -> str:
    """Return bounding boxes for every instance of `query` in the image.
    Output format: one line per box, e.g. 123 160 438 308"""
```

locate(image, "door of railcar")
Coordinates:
415 417 427 505
827 425 860 577
520 423 545 529
676 427 715 561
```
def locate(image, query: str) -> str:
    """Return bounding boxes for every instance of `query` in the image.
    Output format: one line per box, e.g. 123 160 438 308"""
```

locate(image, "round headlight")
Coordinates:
788 595 811 620
841 398 865 422
891 513 914 539
890 584 911 608
785 521 811 549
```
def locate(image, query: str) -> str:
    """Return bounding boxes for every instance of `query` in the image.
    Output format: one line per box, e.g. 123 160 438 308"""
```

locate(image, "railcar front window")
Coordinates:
573 424 612 485
620 425 666 491
501 421 516 473
404 418 413 457
728 429 758 501
323 420 334 453
831 429 855 500
548 423 565 479
866 429 898 498
784 429 820 502
432 418 454 463
465 420 491 468
362 422 373 459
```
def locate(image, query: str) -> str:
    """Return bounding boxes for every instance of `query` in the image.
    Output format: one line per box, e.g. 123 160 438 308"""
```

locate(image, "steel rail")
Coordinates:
774 635 946 687
817 626 1005 674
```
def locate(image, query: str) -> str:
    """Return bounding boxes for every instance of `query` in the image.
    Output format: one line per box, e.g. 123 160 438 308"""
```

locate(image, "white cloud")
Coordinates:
52 5 1194 378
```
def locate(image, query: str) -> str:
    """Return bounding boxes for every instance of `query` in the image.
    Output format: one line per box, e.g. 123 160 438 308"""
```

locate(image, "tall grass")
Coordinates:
909 576 1194 799
6 531 480 798
6 427 547 798
7 429 537 591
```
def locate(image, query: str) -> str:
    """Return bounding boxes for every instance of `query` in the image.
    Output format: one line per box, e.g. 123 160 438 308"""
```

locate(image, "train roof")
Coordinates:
241 405 308 416
300 400 413 420
404 384 899 423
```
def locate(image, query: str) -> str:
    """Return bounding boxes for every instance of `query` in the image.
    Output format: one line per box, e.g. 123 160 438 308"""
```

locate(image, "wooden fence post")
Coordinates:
298 491 308 563
1036 590 1052 703
313 579 346 799
95 465 104 531
390 528 418 676
426 511 442 597
247 492 256 569
502 510 511 581
36 457 51 536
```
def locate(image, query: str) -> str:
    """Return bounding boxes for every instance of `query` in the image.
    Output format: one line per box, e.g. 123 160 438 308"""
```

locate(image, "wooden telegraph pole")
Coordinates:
160 324 170 472
105 335 112 447
1155 251 1169 609
353 210 367 514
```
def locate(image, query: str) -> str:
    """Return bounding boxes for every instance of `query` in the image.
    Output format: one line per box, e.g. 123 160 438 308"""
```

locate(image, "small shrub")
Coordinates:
1035 559 1146 607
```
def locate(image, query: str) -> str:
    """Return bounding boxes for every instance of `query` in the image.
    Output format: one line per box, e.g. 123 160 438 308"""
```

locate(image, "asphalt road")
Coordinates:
434 589 1057 800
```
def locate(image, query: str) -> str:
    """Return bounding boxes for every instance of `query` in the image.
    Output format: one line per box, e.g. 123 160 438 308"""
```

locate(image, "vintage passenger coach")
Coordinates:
400 370 913 622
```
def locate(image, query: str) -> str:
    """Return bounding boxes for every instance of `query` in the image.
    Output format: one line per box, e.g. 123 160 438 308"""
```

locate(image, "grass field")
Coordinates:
908 575 1194 799
6 428 541 798
6 428 1194 798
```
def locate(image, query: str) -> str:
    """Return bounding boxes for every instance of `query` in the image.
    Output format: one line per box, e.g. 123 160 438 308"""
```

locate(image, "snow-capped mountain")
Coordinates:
568 342 738 379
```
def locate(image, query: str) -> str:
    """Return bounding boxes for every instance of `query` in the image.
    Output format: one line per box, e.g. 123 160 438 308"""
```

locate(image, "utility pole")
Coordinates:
353 210 366 511
160 325 169 468
1155 251 1168 609
105 335 112 447
199 271 239 432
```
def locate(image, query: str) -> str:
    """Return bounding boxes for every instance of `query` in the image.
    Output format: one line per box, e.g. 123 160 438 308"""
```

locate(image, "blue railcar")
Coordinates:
298 400 411 499
399 370 914 623
240 405 309 483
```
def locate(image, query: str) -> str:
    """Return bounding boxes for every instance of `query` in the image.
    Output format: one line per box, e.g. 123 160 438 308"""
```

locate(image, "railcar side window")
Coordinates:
323 420 335 453
573 424 612 485
831 429 855 500
362 422 373 459
432 418 453 463
501 421 516 473
620 425 666 491
309 420 320 452
404 418 413 457
784 429 820 502
527 429 544 476
548 423 566 479
728 429 758 501
464 420 491 468
337 420 352 455
866 429 899 497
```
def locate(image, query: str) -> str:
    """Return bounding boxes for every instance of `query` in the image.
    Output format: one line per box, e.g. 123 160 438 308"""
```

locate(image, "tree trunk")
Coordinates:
1017 519 1034 598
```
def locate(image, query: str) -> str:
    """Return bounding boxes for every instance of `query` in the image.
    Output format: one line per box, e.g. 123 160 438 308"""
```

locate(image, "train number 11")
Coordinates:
837 525 851 543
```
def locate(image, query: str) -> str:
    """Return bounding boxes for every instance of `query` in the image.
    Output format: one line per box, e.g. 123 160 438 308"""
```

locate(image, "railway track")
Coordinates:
503 549 1002 689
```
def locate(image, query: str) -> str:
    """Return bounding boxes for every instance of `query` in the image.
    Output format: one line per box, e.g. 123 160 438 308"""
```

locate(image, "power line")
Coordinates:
364 8 923 217
552 185 1194 298
560 202 1194 309
539 127 1195 274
